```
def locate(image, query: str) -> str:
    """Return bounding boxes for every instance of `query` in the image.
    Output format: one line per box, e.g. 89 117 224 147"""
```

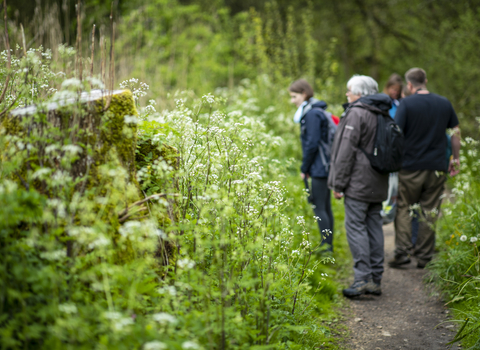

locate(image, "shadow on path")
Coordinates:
344 223 457 350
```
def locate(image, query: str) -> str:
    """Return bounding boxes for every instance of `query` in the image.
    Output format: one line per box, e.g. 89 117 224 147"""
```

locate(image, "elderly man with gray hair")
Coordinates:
328 75 391 297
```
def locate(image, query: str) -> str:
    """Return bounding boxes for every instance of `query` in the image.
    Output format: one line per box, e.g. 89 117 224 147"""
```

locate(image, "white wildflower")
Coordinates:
61 78 82 88
86 77 104 89
119 221 142 237
112 317 134 331
157 285 177 296
152 312 177 325
470 237 478 243
124 115 138 124
460 235 467 242
182 341 200 349
88 235 111 249
296 216 305 226
202 93 215 104
40 249 66 261
143 341 167 350
58 303 77 314
33 168 52 179
104 311 122 320
177 258 195 270
144 104 156 113
62 144 83 156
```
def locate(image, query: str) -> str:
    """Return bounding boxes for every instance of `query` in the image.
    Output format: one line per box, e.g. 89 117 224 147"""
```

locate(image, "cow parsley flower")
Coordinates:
182 341 200 349
177 258 195 269
58 303 77 314
296 216 305 226
143 341 167 350
152 312 177 325
61 78 82 88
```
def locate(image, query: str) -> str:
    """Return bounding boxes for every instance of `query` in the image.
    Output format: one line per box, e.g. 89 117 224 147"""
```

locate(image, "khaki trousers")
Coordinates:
394 170 446 263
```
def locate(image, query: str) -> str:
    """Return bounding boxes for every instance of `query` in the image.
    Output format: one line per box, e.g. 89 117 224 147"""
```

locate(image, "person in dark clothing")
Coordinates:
389 68 461 269
328 75 390 297
289 79 334 251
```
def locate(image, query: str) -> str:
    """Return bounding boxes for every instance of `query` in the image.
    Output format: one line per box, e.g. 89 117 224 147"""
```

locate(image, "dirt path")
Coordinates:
343 223 456 350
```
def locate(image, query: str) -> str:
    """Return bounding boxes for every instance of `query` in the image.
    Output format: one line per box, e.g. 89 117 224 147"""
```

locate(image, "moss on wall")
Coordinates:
3 90 178 269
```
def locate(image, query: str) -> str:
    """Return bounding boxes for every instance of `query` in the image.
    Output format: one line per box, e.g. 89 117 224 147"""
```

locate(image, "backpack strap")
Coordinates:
312 107 335 172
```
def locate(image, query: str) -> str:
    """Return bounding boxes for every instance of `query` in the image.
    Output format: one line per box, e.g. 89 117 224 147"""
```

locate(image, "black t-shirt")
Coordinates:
395 93 459 171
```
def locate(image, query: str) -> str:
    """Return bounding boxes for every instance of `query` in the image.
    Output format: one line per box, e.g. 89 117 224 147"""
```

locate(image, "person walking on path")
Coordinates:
380 74 404 225
328 75 390 297
389 68 461 269
289 79 335 251
384 73 403 118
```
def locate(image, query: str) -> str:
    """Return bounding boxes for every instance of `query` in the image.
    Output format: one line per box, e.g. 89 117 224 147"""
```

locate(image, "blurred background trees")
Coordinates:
5 0 480 133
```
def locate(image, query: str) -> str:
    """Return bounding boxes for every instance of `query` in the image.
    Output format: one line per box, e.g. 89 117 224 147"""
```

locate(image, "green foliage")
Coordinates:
7 0 480 134
428 136 480 349
0 48 348 349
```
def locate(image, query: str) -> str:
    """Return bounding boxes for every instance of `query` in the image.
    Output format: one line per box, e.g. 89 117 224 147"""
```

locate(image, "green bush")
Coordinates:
0 49 347 349
428 136 480 349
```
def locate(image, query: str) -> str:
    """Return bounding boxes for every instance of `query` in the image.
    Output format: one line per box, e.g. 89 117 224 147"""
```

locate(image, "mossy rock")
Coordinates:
3 90 178 268
4 90 138 190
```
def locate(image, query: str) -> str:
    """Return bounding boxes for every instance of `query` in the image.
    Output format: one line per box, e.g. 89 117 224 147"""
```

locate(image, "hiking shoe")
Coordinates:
416 259 431 269
388 255 411 268
366 280 382 296
343 280 371 298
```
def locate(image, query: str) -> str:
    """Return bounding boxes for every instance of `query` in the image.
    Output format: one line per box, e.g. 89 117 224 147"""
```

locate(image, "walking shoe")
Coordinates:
366 280 382 296
343 280 371 298
388 255 411 268
416 259 430 269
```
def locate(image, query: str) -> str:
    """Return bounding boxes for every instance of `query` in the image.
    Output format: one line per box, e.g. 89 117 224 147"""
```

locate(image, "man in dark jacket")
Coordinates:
289 79 334 251
328 75 390 297
389 68 461 269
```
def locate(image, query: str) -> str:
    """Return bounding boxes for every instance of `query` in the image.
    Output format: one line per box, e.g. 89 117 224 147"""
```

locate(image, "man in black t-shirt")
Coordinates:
389 68 461 269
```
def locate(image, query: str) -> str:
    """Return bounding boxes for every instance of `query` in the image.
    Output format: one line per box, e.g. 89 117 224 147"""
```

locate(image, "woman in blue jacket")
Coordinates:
289 79 334 251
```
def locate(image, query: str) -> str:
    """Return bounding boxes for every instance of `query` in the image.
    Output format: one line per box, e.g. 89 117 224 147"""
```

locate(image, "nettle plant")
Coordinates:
0 46 333 349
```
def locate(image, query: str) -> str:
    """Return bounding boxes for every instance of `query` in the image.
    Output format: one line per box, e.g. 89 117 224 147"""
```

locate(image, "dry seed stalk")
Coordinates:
90 24 95 80
0 0 11 105
104 1 115 110
20 23 27 56
75 0 82 80
100 28 105 87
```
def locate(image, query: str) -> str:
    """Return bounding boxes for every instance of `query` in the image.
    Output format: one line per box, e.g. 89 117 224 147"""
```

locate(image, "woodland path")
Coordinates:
343 223 458 350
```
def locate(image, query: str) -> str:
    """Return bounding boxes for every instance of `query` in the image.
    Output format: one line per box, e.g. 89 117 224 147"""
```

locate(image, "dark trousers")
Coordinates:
344 196 384 282
311 177 334 249
394 170 446 263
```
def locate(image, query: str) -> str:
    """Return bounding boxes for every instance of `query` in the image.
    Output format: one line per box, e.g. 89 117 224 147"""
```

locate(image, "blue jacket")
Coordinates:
300 99 330 178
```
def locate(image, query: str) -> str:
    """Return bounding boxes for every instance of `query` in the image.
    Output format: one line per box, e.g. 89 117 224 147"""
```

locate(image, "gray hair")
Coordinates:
347 75 378 96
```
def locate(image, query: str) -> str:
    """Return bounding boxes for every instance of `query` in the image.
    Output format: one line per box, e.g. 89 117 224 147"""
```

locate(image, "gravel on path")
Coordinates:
343 223 457 350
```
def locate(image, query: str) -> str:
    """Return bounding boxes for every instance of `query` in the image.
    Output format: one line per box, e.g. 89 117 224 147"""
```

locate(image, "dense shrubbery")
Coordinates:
0 48 347 349
428 136 480 349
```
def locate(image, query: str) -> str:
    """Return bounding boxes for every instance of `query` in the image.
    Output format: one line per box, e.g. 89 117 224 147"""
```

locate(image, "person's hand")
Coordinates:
448 158 460 177
301 173 309 180
333 191 344 200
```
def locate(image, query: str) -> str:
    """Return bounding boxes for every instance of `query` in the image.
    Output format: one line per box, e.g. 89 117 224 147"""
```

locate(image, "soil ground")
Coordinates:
342 223 458 350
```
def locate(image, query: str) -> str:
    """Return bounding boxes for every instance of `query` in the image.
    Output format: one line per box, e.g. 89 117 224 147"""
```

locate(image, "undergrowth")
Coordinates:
428 136 480 349
0 46 350 349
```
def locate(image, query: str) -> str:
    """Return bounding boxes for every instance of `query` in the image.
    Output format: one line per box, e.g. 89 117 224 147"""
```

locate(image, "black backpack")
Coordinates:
359 110 404 174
